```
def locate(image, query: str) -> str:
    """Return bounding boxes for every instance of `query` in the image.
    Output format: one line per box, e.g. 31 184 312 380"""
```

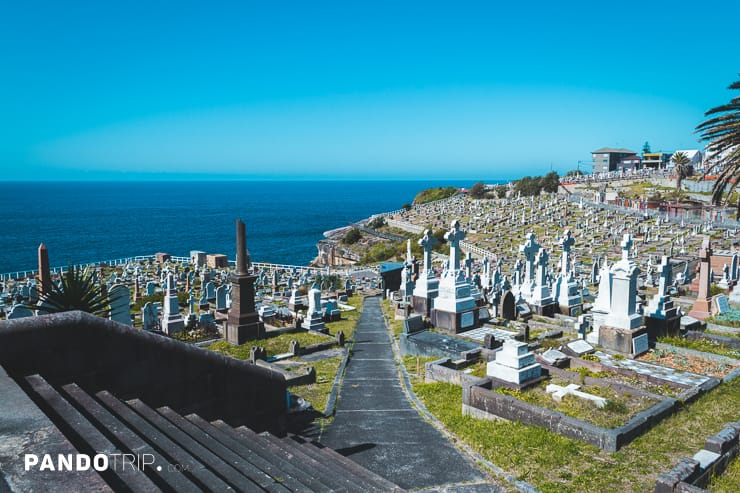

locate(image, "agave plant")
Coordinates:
36 265 110 317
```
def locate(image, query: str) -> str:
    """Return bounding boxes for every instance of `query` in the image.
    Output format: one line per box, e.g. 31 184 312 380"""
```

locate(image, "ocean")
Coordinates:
0 180 478 274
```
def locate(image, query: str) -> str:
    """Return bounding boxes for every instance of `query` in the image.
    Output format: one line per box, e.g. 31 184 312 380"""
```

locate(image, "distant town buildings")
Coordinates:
591 148 638 173
591 146 704 174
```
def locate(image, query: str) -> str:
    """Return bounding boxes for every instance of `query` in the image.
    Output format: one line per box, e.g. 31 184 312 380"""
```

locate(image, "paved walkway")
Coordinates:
319 296 489 491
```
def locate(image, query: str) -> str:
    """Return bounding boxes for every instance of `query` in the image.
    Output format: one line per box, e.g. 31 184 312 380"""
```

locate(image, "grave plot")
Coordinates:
636 346 740 379
423 333 729 452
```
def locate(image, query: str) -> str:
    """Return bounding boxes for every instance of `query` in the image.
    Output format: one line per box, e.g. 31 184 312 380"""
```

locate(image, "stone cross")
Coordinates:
558 229 575 274
620 234 633 262
657 256 672 297
545 383 607 408
418 229 437 273
519 233 540 283
444 220 466 273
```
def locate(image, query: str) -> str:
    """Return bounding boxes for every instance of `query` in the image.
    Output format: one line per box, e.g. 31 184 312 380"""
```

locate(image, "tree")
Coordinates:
696 73 740 217
539 171 560 193
565 169 583 177
671 151 691 199
36 265 110 317
643 141 651 154
469 181 486 199
402 202 412 211
341 228 362 245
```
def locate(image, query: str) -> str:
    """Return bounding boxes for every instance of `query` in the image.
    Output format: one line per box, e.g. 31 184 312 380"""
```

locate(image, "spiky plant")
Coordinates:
37 265 110 317
696 73 740 217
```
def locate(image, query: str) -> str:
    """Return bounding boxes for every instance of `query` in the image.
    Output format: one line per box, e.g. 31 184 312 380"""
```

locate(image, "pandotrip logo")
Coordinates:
24 453 190 473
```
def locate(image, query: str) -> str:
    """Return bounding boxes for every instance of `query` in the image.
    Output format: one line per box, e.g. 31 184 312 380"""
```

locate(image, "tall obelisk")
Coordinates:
225 219 264 344
38 243 52 296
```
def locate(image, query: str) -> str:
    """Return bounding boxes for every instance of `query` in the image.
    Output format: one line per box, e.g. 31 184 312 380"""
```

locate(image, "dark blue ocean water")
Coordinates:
0 180 477 273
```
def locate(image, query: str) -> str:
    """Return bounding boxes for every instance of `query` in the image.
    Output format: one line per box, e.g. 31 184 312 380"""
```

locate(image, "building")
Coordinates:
591 148 637 173
618 154 642 172
642 152 672 169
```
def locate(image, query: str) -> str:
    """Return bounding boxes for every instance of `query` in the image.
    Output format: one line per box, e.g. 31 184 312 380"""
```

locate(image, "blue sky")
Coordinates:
2 1 738 180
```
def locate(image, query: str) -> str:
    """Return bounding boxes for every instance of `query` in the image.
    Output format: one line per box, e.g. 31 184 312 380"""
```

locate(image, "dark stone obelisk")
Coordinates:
38 243 52 296
225 219 264 345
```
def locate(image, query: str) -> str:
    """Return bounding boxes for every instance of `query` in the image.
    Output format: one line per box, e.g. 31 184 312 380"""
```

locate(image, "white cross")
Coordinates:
545 383 607 408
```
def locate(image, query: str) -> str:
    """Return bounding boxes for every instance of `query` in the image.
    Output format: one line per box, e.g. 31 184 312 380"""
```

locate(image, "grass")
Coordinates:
207 332 331 358
288 356 343 413
325 295 363 340
401 354 439 385
380 298 404 337
709 455 740 492
659 336 740 360
494 379 660 429
412 376 740 493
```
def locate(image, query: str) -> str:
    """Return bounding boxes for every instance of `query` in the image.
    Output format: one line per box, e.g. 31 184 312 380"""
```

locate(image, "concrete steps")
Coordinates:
23 374 404 492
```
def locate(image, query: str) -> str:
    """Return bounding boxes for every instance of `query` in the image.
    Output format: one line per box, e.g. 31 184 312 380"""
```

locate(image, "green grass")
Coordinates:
325 295 363 340
413 377 740 493
207 332 330 359
659 336 740 360
709 454 740 492
401 354 439 385
288 356 343 413
380 298 404 337
494 379 660 429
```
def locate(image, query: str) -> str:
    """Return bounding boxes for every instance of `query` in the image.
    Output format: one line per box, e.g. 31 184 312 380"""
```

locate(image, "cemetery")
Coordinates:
1 185 740 492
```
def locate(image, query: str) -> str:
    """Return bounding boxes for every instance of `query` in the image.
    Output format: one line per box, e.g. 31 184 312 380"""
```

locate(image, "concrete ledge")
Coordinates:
0 311 287 431
656 420 740 491
0 366 110 493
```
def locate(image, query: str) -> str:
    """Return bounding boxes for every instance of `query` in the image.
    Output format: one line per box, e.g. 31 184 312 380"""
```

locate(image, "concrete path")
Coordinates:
319 296 489 491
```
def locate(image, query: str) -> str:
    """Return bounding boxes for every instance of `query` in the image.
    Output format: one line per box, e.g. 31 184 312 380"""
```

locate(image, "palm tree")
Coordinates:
36 265 110 317
696 73 740 217
671 151 691 199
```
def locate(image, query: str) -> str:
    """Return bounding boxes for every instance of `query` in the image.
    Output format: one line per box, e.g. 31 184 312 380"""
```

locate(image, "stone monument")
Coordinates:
412 229 440 317
430 220 479 333
645 256 681 341
688 237 713 320
161 273 185 334
302 283 327 332
225 219 265 345
599 234 649 355
486 339 542 388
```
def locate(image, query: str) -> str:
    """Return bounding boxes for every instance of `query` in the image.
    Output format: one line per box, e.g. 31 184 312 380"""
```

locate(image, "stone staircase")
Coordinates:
22 374 403 492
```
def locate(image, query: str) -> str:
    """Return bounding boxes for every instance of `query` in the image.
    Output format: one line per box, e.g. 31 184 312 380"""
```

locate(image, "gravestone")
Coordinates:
412 228 440 317
7 305 33 319
160 273 185 335
486 339 542 387
302 283 326 332
215 285 227 311
715 294 730 315
500 290 516 320
108 284 132 326
645 256 681 341
689 237 713 320
141 301 159 331
146 281 156 297
205 281 216 301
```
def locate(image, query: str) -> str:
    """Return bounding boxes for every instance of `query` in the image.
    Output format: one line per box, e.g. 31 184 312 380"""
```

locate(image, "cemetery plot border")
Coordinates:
462 374 677 452
424 357 715 452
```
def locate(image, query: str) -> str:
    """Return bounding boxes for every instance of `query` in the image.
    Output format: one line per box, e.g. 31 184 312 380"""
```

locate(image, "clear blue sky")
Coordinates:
2 1 738 180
